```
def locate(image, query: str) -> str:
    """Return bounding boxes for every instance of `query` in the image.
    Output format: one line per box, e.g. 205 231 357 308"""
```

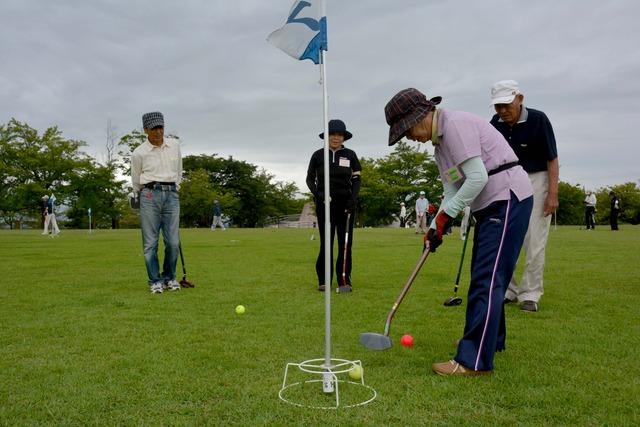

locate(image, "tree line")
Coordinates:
1 119 638 229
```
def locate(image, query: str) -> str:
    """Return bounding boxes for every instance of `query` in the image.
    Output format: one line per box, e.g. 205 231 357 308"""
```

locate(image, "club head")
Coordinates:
360 332 393 351
443 296 463 306
180 278 195 288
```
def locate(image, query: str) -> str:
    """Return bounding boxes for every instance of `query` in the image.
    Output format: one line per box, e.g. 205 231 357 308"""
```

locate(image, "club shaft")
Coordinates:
454 213 473 290
179 243 187 276
341 213 350 286
383 246 431 336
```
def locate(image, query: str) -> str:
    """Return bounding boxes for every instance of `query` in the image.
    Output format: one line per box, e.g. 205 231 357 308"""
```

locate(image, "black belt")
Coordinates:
488 162 519 176
144 182 176 190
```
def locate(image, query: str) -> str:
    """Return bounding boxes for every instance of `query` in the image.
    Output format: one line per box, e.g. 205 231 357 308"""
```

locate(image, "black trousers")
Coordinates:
315 199 355 287
610 211 619 230
585 206 596 229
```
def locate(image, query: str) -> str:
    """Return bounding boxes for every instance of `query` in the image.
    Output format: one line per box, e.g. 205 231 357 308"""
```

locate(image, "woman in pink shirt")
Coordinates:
385 88 533 376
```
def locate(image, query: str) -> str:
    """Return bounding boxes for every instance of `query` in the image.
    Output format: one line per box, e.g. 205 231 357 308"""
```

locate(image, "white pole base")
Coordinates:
279 358 377 409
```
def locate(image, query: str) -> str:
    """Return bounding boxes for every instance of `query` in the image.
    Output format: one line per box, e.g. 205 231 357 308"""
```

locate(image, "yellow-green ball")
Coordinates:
348 365 363 380
235 305 245 315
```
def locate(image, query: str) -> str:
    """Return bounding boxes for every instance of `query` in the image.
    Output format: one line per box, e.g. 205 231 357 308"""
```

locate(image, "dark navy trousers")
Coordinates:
315 200 355 287
455 191 533 371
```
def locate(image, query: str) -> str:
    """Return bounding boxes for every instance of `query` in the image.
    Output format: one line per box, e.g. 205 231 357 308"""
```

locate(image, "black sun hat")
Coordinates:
319 119 353 141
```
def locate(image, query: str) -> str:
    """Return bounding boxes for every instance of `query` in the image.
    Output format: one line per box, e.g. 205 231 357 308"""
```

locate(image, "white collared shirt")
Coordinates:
415 196 428 214
131 137 183 192
585 194 596 207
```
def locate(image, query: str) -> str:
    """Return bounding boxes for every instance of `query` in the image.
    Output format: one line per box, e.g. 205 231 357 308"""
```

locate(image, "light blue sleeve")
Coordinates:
440 156 488 220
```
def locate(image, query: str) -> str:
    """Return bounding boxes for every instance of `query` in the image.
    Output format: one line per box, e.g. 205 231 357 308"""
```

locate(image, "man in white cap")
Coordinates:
399 202 407 228
415 191 428 234
490 80 559 312
131 111 183 294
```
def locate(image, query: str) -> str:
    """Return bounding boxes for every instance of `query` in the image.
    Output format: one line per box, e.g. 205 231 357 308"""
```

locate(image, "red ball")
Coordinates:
400 334 414 348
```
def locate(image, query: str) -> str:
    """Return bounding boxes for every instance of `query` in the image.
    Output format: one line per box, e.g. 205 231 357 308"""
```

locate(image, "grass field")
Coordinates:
1 225 639 426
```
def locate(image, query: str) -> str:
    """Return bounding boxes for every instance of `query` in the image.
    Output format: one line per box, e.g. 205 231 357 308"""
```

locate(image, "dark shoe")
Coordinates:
336 285 352 293
432 360 491 377
318 285 325 292
504 296 517 304
521 300 538 312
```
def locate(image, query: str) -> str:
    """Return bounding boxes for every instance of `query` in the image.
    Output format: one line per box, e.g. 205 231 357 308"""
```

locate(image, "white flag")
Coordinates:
267 0 327 64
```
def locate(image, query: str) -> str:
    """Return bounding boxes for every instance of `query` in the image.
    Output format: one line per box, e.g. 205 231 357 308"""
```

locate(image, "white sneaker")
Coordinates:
150 283 163 294
164 279 180 292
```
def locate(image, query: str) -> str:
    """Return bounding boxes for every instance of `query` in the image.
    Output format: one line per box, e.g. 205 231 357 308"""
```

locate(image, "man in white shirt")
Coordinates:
584 192 597 230
399 202 407 227
131 112 183 294
415 191 428 234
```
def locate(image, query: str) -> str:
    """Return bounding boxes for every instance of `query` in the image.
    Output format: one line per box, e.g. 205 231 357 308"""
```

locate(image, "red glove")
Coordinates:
424 211 454 252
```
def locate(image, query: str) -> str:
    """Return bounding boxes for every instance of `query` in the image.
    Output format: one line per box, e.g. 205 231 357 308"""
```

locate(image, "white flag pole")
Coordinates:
321 49 333 393
277 2 377 407
319 0 333 394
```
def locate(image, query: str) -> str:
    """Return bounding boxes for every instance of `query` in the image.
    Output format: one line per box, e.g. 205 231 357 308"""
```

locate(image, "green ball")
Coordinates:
348 365 363 380
235 305 245 315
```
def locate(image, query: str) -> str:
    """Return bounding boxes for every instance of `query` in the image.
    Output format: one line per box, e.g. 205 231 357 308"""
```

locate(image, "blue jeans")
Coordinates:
139 188 180 285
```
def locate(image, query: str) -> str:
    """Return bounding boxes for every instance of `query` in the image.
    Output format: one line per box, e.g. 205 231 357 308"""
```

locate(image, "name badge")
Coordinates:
443 165 464 184
339 157 351 168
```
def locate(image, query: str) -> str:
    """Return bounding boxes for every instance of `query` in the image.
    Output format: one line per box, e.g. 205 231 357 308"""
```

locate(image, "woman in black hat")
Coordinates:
306 119 362 293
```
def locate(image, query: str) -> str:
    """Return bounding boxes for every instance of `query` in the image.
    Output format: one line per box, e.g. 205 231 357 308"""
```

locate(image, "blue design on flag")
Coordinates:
267 0 327 64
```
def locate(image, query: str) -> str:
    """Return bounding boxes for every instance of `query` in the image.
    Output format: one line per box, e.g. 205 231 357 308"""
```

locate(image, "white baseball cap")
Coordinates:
491 80 521 105
419 191 425 195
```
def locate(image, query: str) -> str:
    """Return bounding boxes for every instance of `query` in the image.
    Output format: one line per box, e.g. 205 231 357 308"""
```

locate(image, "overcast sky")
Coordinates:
2 0 638 193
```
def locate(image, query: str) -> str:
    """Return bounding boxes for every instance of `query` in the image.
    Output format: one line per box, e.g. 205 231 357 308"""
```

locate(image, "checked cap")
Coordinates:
142 111 164 129
384 88 441 146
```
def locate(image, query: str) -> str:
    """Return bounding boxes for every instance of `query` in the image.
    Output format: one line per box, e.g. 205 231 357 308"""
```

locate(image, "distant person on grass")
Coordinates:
584 191 597 230
609 191 620 231
415 191 428 234
210 199 225 231
399 202 407 228
490 80 559 313
385 88 533 376
427 200 437 229
41 195 49 234
306 119 361 293
41 194 60 236
131 112 183 294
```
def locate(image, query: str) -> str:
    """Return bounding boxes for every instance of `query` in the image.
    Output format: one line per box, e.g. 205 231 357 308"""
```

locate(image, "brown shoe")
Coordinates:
432 360 491 377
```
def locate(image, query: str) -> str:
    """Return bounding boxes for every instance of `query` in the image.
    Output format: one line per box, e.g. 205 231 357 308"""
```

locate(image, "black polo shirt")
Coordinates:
490 107 558 173
306 146 361 201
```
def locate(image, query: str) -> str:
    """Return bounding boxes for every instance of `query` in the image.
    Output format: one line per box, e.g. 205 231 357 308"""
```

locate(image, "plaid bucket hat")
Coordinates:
384 88 442 146
142 111 164 129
